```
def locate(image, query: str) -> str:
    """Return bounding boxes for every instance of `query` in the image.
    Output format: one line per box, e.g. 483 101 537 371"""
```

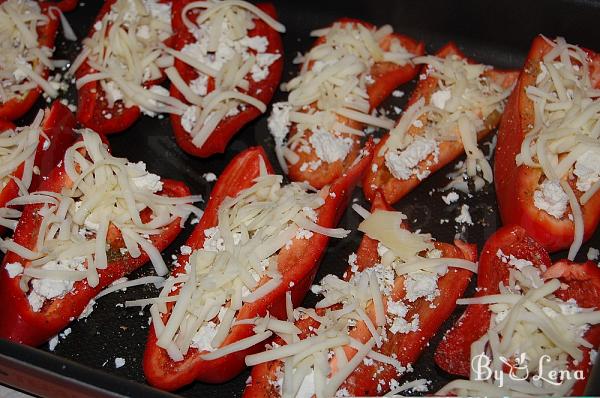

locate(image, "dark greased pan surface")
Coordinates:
1 0 599 396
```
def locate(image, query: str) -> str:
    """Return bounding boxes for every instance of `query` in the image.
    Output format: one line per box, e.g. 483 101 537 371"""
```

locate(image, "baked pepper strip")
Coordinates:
494 36 600 256
0 132 193 346
74 0 173 134
169 1 284 157
49 0 78 12
0 102 77 212
243 191 476 397
143 142 373 390
271 18 424 189
363 42 519 205
435 225 600 396
0 0 61 121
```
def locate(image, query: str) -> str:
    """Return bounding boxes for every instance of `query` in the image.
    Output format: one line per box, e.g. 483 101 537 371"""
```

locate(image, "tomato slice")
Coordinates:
169 2 284 157
363 42 519 204
494 35 600 252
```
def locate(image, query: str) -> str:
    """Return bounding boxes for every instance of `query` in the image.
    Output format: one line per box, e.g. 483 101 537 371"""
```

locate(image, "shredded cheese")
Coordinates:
0 0 62 102
381 53 512 187
439 252 600 397
516 37 600 259
244 208 477 397
70 0 186 117
171 0 284 148
151 164 348 361
6 129 201 314
268 21 414 172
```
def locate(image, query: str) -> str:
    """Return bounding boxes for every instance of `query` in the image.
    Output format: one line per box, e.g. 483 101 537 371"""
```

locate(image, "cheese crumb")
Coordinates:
533 180 568 219
455 204 473 225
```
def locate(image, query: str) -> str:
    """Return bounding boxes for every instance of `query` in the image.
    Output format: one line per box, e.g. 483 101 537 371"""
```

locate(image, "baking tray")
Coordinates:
1 0 599 396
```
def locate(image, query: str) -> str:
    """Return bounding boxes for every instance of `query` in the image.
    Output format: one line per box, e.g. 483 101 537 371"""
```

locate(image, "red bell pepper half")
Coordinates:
169 1 284 157
143 142 373 390
434 225 600 396
494 35 600 253
363 42 519 205
243 191 476 397
0 1 61 121
48 0 79 12
286 19 425 190
0 135 192 346
74 0 172 135
0 101 77 222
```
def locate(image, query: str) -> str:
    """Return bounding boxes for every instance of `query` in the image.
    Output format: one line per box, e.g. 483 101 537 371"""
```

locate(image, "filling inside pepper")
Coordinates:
439 254 600 396
268 22 414 173
70 0 180 117
243 208 477 397
0 0 63 102
380 54 512 190
167 0 285 148
146 162 349 362
517 36 600 259
1 130 201 313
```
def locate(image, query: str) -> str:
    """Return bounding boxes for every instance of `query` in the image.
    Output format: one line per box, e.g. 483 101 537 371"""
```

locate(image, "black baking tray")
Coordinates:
1 0 599 396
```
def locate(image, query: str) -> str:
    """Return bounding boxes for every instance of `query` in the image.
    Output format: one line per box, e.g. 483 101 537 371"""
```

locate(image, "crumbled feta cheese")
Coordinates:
441 191 459 205
308 129 354 163
203 172 217 182
114 357 126 368
390 313 419 334
251 53 280 82
574 150 600 192
126 161 163 193
190 74 209 96
181 106 198 133
48 335 59 351
136 24 151 40
28 257 87 312
587 247 599 261
190 321 218 351
180 245 192 255
455 204 473 225
268 102 292 141
385 137 439 180
392 90 404 98
5 262 23 278
430 89 452 110
533 180 568 219
404 272 440 303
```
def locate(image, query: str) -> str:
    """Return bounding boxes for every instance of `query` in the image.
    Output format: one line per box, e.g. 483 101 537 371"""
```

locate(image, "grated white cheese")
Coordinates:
245 208 476 397
71 0 185 117
381 53 512 186
11 129 201 314
516 37 600 259
0 0 61 102
152 163 348 362
270 21 414 171
171 1 284 147
445 255 600 397
455 204 473 225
